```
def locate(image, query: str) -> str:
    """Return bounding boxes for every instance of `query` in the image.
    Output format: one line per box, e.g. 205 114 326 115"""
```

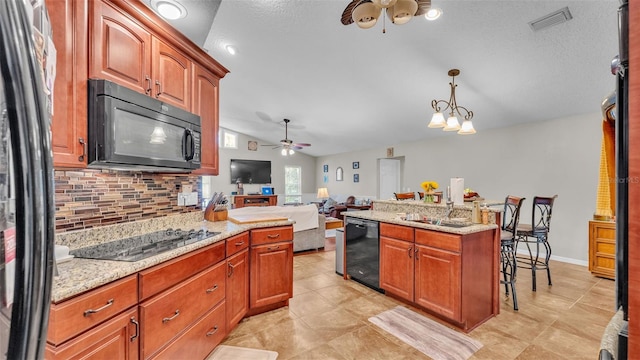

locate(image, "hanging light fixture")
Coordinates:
347 0 434 32
429 69 476 135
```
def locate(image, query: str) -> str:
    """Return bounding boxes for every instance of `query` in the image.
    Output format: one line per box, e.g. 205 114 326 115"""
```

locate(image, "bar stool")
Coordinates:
501 195 525 311
394 192 415 200
516 195 557 291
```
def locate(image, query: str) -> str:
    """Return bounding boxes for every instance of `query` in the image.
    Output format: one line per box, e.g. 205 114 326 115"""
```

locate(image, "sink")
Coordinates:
438 222 474 228
406 218 474 228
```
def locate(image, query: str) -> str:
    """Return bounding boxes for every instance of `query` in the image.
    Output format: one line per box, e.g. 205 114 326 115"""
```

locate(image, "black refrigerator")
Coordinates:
0 0 56 359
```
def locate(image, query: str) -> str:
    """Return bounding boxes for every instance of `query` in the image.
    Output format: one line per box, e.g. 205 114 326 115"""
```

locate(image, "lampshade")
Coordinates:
458 120 476 135
372 0 397 8
352 2 380 29
386 0 418 25
317 187 329 199
443 115 461 131
428 112 445 128
281 148 287 156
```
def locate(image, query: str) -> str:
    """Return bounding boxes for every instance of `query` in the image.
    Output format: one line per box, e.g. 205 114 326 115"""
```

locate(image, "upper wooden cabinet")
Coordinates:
47 0 228 168
192 64 220 175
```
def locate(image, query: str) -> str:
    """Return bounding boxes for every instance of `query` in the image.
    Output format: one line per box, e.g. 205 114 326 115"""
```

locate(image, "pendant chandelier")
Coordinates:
428 69 476 135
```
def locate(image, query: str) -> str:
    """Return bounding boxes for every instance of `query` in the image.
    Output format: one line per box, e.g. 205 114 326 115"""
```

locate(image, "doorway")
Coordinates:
378 158 401 200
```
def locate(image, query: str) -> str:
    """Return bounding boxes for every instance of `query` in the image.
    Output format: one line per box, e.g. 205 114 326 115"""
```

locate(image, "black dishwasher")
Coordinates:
345 217 382 292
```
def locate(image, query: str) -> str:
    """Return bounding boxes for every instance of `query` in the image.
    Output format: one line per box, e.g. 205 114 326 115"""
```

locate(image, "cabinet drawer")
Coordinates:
415 229 461 253
226 232 249 257
150 300 226 360
47 275 138 345
251 226 293 246
139 241 225 300
140 260 225 359
380 223 414 242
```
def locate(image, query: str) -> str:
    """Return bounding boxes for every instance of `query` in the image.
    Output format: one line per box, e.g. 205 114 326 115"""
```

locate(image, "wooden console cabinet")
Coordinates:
589 220 616 279
379 223 496 332
233 195 277 208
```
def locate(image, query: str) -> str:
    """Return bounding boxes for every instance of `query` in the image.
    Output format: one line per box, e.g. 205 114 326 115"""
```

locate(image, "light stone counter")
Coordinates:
370 199 503 225
52 212 294 303
342 210 498 235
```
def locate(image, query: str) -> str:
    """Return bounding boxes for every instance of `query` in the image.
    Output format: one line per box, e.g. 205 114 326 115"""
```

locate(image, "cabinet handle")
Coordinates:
130 317 139 342
155 80 162 98
267 234 280 239
206 284 218 293
267 245 280 251
145 75 152 94
78 137 87 162
408 246 412 258
228 261 235 277
162 309 180 323
83 298 114 317
235 241 245 246
206 325 219 337
414 247 419 259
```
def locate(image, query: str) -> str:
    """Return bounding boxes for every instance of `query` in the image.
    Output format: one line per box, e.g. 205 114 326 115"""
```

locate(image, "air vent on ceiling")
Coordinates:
528 7 573 32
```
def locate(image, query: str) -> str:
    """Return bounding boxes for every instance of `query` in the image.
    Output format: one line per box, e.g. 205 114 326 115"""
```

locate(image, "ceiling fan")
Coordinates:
341 0 433 30
261 119 311 156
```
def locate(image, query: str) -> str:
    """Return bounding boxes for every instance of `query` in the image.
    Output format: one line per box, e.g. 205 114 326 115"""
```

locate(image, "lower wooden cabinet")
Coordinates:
45 307 139 360
414 243 461 322
226 248 249 330
380 236 415 302
250 241 293 309
589 220 616 279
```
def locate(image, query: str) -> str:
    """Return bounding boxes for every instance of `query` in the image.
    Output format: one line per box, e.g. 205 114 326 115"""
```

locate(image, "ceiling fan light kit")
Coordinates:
429 69 476 135
262 119 311 156
344 0 433 32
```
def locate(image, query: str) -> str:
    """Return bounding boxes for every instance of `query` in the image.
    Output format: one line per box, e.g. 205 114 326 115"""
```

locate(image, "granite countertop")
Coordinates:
52 214 294 303
372 199 504 211
343 210 498 235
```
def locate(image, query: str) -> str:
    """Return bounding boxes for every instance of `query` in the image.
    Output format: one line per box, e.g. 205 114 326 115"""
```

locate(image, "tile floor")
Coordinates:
218 242 616 359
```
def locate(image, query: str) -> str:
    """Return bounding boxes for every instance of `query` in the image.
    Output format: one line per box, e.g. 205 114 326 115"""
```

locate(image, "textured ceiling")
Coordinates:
163 0 620 157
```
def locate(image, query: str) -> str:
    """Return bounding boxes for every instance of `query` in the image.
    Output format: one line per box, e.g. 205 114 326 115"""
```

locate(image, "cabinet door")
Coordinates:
226 248 249 330
191 64 219 175
152 37 191 110
589 221 616 279
47 0 89 167
45 308 139 360
250 242 293 309
380 236 414 302
414 244 461 322
90 0 152 94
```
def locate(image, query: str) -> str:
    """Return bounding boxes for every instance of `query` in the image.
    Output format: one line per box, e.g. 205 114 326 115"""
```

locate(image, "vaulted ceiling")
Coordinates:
148 0 619 157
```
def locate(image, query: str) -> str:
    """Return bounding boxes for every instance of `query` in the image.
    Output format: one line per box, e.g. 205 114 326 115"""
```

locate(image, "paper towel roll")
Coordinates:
450 178 464 205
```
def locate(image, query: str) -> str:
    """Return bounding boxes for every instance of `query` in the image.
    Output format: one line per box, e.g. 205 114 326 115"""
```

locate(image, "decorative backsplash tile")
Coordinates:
54 169 201 232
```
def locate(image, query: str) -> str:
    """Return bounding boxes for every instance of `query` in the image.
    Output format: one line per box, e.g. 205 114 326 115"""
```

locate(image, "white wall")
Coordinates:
202 128 317 205
316 112 603 264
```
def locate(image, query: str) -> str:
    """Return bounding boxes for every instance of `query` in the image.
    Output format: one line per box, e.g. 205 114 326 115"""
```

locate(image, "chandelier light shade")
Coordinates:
429 69 475 135
387 0 418 25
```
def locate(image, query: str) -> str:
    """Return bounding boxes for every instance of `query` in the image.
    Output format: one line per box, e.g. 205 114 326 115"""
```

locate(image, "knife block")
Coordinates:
204 200 228 222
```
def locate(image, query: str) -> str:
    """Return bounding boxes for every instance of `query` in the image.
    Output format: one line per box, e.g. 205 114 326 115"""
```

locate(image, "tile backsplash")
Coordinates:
54 169 201 232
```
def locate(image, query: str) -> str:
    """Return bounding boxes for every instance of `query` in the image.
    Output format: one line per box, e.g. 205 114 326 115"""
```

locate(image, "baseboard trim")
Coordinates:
515 248 588 267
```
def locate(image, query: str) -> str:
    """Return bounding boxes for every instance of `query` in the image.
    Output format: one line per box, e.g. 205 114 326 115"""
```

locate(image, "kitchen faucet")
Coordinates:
445 186 454 220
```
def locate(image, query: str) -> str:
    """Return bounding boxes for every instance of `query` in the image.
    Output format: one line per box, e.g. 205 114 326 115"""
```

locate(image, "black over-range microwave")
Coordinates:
88 79 201 172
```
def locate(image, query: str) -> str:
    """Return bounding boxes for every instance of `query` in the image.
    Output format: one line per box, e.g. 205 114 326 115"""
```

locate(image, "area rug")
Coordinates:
208 345 278 360
368 306 483 360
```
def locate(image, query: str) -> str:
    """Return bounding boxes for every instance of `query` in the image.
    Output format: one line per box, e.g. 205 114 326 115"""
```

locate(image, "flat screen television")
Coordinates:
230 159 271 184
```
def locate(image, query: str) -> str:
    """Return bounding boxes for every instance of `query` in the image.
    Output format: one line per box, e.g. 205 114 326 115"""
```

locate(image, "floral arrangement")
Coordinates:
421 181 439 203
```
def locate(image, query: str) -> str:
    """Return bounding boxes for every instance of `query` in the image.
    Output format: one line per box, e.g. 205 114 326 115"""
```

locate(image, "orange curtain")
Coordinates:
595 119 616 219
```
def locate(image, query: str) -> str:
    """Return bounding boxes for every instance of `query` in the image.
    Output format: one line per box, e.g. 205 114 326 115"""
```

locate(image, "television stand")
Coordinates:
233 195 277 208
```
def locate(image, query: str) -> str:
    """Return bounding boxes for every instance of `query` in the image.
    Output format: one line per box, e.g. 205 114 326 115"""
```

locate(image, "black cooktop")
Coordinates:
70 228 221 262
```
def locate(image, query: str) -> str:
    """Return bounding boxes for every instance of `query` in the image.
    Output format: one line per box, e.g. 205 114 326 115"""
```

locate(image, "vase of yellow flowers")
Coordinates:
421 181 439 203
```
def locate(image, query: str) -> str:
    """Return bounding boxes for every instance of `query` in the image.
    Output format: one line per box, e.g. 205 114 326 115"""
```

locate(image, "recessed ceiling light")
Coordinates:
424 8 442 21
151 0 187 20
225 45 237 55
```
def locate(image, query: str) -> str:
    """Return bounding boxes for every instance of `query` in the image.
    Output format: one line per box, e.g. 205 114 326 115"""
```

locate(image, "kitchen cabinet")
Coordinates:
379 223 415 302
414 242 461 321
249 226 294 312
46 0 228 168
45 307 139 360
225 233 249 330
589 220 616 279
233 195 278 208
192 64 220 175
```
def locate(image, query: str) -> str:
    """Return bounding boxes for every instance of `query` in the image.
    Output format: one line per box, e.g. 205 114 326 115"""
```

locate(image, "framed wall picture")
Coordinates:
354 174 359 183
323 164 328 173
353 161 359 169
248 140 258 151
387 147 394 158
336 167 343 181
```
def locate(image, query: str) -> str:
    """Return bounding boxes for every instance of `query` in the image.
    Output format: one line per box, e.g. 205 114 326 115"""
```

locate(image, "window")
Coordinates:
284 166 302 204
221 129 237 149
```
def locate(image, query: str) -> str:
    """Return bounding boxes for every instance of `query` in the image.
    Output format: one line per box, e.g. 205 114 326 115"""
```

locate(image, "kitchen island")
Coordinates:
342 200 502 332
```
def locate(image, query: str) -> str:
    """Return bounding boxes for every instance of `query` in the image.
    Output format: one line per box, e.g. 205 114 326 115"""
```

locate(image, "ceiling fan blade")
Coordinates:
292 146 304 150
293 143 311 147
340 0 362 25
414 0 431 16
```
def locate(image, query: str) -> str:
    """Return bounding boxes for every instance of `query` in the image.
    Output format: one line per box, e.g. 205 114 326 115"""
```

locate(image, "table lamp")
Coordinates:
317 187 329 200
